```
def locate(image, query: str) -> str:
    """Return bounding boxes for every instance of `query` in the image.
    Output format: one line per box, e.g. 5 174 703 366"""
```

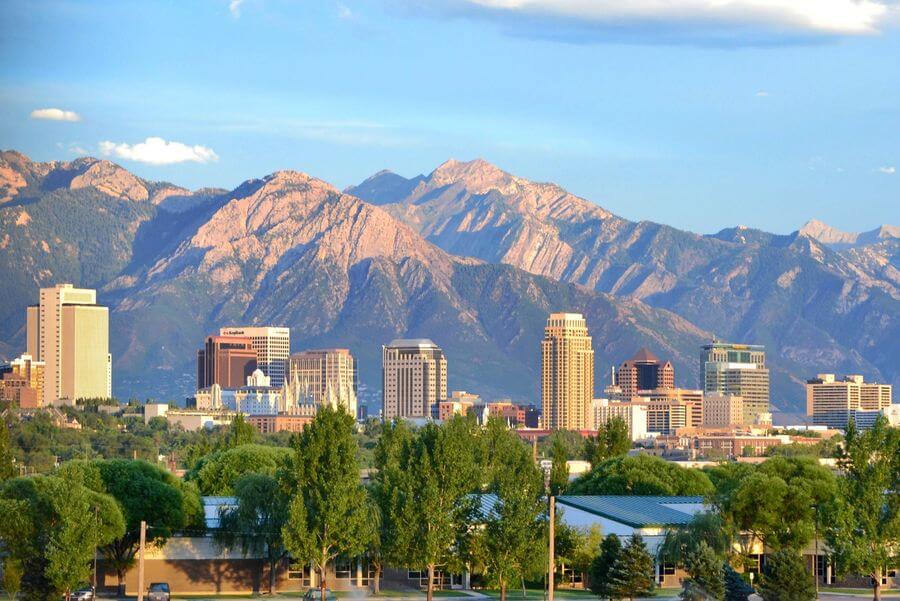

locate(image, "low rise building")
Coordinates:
592 398 649 440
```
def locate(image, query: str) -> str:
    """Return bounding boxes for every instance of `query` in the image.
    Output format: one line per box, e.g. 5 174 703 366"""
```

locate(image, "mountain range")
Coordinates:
1 150 897 419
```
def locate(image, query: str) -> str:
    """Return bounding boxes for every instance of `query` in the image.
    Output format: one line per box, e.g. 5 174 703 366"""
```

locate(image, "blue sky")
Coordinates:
1 0 898 234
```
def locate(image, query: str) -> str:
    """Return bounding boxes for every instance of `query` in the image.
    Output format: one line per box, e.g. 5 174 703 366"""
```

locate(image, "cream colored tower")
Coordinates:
26 284 111 405
287 348 358 417
541 313 594 430
382 339 447 419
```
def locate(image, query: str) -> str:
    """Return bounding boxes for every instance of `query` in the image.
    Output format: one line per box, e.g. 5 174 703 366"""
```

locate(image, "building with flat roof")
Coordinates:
806 374 893 430
286 348 357 417
615 348 674 399
703 341 769 425
382 339 447 419
0 353 45 408
593 398 649 441
702 392 744 428
26 284 111 405
219 326 290 387
541 313 595 430
197 335 257 389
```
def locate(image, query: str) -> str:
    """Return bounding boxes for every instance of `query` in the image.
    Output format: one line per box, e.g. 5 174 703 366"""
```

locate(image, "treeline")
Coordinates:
0 411 897 601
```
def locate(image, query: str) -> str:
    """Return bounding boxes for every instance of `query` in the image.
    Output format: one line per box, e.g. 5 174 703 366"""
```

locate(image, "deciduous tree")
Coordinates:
216 474 290 594
585 417 631 466
548 437 569 496
282 406 372 601
826 416 900 601
569 454 714 496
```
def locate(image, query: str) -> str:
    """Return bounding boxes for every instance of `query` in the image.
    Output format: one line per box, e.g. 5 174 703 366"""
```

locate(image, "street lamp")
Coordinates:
810 503 820 596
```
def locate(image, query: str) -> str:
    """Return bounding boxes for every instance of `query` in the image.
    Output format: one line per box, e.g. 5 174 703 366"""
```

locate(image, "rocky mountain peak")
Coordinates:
799 219 899 248
68 158 149 202
430 158 519 194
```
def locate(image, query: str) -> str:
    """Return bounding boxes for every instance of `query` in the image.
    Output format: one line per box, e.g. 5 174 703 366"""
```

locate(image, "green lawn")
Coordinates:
478 588 679 600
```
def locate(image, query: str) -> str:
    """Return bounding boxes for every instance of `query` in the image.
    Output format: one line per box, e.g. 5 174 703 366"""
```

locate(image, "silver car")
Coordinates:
68 588 94 601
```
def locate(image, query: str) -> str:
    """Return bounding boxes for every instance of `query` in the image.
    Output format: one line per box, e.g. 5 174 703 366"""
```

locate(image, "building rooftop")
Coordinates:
557 495 705 528
387 338 440 348
628 347 660 363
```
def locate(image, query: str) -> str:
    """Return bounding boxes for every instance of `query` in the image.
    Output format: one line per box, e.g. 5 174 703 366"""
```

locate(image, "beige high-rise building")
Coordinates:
806 374 892 429
541 312 595 430
219 326 290 387
26 284 111 406
286 348 358 417
382 339 447 419
703 341 769 425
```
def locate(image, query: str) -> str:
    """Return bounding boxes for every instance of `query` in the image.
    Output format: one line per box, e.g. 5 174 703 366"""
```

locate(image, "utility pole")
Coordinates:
137 521 147 601
548 496 555 601
93 506 99 594
813 505 819 597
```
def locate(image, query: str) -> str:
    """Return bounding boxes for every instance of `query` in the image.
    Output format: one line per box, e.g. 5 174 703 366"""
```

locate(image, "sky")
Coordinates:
1 0 898 235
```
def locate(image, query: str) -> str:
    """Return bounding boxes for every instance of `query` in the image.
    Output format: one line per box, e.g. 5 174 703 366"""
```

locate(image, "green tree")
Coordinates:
826 416 900 601
679 542 725 601
758 549 815 601
660 512 730 570
57 459 203 595
0 475 124 601
0 418 15 481
548 437 569 496
585 417 631 466
388 416 480 601
479 419 546 601
723 563 754 601
226 413 255 448
2 557 24 601
282 406 372 601
216 474 289 594
727 456 836 552
607 534 655 600
569 454 714 496
186 443 292 495
369 419 414 594
588 534 622 599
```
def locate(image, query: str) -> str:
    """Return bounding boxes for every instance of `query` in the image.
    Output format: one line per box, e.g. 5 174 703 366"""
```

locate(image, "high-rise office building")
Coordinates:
703 341 769 425
541 312 595 430
26 284 111 405
592 398 649 441
806 374 892 429
219 326 290 387
286 348 358 417
382 339 447 419
702 393 744 428
197 335 257 389
615 348 674 399
0 353 45 408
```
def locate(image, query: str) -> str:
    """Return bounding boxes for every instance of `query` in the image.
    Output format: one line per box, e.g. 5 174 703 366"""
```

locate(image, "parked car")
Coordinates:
147 582 170 601
303 588 337 601
67 587 94 601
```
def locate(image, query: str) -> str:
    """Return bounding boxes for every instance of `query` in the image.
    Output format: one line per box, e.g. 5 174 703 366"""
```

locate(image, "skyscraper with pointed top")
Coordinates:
615 347 675 399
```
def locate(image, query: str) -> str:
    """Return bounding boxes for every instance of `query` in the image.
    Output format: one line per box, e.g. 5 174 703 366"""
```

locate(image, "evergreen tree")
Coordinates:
607 534 655 600
723 563 754 601
679 542 725 600
282 406 372 601
588 534 622 599
548 437 569 496
758 550 815 601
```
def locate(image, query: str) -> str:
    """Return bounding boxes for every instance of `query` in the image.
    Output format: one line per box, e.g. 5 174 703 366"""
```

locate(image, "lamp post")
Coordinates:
811 503 820 597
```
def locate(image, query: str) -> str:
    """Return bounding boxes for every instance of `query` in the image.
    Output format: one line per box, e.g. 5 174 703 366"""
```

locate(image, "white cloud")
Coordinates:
30 108 81 122
338 3 354 19
755 90 770 97
878 166 896 174
426 0 893 43
229 0 244 17
99 137 219 166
